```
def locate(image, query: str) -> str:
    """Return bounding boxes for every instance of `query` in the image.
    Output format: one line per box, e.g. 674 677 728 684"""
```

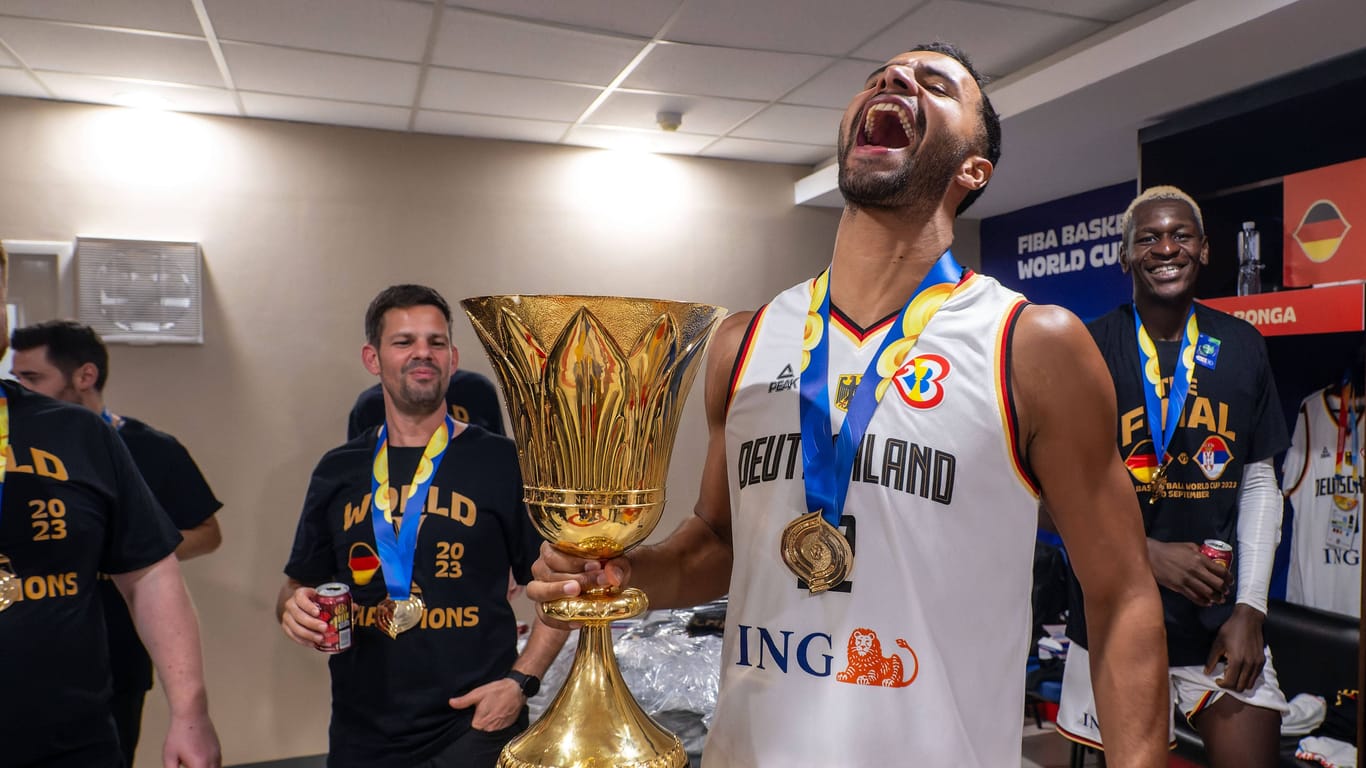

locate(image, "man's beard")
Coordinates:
388 363 446 415
837 129 969 213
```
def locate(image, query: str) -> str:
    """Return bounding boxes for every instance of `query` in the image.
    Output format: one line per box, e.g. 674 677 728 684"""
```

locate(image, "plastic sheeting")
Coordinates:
524 600 725 756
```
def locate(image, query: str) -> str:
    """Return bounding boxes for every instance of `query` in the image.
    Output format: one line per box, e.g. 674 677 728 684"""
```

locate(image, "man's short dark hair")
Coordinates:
364 284 453 348
909 41 1002 215
11 320 110 391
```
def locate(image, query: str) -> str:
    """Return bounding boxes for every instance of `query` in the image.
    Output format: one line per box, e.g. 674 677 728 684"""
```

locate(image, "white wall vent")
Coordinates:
76 237 203 345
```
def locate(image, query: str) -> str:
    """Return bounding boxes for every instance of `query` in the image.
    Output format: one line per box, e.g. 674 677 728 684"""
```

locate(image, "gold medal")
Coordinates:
780 511 853 594
1148 464 1168 504
376 593 425 639
0 554 18 613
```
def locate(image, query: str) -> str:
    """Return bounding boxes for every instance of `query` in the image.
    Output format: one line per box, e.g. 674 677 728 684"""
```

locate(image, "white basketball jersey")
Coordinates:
1282 387 1362 618
705 272 1039 767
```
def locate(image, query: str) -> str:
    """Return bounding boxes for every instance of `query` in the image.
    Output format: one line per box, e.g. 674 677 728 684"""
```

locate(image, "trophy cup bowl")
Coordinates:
462 295 726 768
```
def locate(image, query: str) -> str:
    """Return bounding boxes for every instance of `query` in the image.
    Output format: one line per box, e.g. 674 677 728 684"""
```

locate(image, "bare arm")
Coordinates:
449 611 573 730
113 555 221 768
1014 305 1168 768
176 516 222 561
511 612 571 679
527 312 751 612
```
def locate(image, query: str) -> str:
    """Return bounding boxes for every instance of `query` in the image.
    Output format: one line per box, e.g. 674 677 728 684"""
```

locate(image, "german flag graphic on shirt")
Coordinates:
1293 200 1351 263
1124 440 1160 483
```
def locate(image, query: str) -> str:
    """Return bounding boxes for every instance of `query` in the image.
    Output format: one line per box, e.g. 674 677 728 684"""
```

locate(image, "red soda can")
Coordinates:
314 582 353 653
1200 539 1233 569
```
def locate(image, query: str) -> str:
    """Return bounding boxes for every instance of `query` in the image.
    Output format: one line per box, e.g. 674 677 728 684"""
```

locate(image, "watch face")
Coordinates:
509 671 540 697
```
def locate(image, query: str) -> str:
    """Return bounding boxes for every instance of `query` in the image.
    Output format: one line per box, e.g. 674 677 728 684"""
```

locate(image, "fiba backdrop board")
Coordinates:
980 181 1136 322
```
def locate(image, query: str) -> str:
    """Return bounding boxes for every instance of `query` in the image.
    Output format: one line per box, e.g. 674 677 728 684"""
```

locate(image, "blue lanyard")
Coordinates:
369 416 455 601
799 252 962 527
1133 305 1197 469
101 409 123 431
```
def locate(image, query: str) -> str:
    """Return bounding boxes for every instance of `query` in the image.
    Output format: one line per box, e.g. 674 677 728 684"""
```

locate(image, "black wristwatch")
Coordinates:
506 670 540 698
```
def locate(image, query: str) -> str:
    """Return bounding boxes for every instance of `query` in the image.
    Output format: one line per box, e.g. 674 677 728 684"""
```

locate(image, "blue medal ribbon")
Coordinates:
799 251 963 527
100 408 122 430
369 415 455 601
1133 305 1198 475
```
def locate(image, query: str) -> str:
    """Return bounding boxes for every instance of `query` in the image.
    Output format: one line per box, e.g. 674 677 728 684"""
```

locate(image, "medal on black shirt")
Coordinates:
786 253 963 593
370 415 455 639
0 391 16 614
1133 306 1197 505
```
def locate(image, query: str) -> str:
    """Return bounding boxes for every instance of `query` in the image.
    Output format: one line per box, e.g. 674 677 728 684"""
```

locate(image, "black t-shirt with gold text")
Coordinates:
0 381 181 763
1069 304 1289 666
285 425 539 768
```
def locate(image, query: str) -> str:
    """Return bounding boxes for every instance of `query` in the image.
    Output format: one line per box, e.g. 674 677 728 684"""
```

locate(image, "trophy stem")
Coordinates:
499 602 686 768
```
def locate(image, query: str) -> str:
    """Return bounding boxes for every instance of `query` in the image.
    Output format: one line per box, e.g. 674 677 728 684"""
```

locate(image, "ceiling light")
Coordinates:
110 91 172 111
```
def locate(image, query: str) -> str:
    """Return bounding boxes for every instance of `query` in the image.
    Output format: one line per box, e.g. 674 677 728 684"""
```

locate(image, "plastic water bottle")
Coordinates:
1237 221 1262 296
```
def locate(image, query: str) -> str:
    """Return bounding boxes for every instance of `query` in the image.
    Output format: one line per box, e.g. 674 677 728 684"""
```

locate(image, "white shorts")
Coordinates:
1055 643 1290 750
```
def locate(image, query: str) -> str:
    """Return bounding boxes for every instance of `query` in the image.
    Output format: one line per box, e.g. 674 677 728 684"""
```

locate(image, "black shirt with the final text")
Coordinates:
1069 304 1288 666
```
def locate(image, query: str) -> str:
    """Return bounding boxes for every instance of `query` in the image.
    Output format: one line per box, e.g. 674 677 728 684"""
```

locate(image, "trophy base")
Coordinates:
499 597 686 768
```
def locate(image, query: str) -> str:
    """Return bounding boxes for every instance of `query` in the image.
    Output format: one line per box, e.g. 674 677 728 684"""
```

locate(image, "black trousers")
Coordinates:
417 709 530 768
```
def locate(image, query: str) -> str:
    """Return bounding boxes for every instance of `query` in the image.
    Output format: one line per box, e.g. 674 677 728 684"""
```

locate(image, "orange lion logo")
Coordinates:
836 627 919 688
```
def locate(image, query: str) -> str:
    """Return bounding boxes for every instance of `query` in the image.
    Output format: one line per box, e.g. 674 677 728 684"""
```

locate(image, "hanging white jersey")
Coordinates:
1282 387 1362 618
706 271 1039 768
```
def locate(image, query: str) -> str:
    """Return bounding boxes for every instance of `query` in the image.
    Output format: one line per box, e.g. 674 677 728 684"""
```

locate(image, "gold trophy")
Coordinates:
462 295 726 768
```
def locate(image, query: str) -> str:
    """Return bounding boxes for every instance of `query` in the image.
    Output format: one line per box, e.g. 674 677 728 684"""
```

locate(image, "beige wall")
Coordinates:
0 94 842 765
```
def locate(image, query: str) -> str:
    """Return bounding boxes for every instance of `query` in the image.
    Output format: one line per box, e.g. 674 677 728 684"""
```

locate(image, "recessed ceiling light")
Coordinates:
111 91 172 110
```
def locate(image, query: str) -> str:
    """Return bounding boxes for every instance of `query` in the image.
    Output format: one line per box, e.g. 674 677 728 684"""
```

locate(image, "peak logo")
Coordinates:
769 364 798 393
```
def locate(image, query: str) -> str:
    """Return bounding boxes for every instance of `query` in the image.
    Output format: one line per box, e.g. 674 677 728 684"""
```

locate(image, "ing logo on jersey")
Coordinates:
884 353 951 410
835 627 919 688
1195 435 1233 480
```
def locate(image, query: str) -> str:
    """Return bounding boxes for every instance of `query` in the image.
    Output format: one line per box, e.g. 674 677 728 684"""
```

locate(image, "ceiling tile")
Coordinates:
0 18 222 87
414 110 569 143
586 90 763 135
623 43 835 101
420 67 600 121
223 42 420 106
989 0 1169 24
0 68 49 99
731 103 842 146
700 137 833 166
665 0 911 56
0 0 202 35
432 11 646 87
0 44 15 67
442 0 680 38
204 0 432 62
781 58 881 109
40 71 240 114
562 125 714 155
241 92 411 131
854 1 1106 76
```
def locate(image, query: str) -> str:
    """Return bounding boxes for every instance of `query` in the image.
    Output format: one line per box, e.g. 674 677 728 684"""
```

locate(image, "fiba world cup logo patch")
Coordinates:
889 353 950 409
1196 435 1232 480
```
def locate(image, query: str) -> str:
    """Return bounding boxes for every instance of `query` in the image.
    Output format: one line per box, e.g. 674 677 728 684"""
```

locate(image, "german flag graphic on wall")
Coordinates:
1294 201 1351 263
1284 157 1365 287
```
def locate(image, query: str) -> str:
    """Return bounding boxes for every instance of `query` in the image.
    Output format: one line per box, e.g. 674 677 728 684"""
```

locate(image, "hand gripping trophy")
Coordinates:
462 295 725 768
